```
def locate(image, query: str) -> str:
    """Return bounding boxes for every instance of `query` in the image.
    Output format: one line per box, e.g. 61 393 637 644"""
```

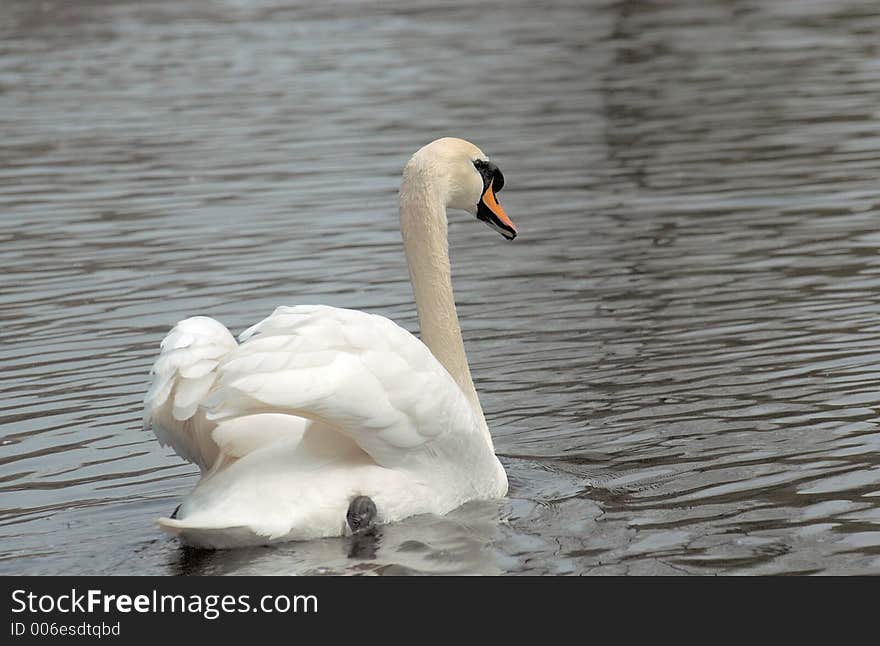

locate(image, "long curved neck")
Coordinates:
399 171 492 447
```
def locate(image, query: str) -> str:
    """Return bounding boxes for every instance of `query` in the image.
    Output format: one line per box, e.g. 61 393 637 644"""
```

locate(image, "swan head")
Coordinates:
402 137 517 240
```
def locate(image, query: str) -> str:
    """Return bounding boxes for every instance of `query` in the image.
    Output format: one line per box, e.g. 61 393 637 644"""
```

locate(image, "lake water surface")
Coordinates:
3 0 880 575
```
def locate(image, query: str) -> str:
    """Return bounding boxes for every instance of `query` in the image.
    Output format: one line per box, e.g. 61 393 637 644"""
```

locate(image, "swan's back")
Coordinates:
209 305 484 466
146 305 488 472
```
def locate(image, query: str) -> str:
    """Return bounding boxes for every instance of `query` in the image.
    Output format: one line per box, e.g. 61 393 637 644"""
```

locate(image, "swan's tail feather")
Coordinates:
144 317 238 470
157 517 275 549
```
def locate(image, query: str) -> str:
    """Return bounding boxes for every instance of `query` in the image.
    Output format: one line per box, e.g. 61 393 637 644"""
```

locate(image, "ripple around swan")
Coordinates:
2 0 880 575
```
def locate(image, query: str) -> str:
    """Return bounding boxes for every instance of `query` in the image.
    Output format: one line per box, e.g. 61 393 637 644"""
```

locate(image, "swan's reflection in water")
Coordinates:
346 529 381 560
170 546 218 576
165 500 503 576
169 545 277 577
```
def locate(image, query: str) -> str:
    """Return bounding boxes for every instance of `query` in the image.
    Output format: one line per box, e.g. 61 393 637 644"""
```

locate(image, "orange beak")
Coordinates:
477 179 517 240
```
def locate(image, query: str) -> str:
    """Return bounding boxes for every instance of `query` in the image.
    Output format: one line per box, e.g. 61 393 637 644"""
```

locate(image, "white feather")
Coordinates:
212 414 309 458
179 359 218 379
172 372 217 421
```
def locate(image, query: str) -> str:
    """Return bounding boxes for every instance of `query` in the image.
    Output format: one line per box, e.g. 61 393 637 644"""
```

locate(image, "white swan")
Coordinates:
144 137 517 548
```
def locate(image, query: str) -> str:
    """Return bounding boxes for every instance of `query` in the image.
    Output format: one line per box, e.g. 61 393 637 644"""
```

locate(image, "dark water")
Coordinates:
3 0 880 575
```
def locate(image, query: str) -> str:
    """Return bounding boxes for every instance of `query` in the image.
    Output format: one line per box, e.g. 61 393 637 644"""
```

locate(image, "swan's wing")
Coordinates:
143 316 238 470
204 305 480 468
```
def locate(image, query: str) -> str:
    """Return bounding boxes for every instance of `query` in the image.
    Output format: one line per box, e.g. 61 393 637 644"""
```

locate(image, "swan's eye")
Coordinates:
473 159 504 194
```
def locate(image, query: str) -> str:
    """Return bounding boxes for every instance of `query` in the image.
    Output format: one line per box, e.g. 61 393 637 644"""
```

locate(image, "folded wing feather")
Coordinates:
205 305 477 467
145 306 478 472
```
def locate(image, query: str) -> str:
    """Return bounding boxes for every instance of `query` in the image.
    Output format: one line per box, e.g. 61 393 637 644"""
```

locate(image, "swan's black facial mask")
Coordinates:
473 160 516 240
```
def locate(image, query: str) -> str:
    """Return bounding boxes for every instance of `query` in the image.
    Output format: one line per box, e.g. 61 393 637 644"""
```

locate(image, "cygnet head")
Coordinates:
401 137 517 240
